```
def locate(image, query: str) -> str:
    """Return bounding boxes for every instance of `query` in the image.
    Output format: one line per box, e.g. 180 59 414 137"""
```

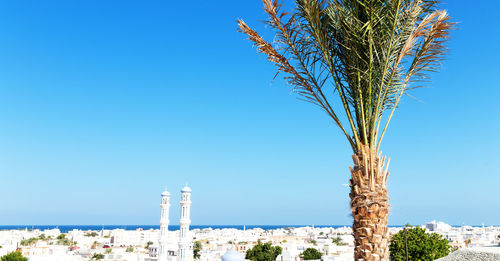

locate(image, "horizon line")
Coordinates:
1 224 498 227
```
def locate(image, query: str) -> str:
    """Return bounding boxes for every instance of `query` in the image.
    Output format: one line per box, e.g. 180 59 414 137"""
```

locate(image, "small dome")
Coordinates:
181 185 192 193
222 249 245 261
161 188 170 197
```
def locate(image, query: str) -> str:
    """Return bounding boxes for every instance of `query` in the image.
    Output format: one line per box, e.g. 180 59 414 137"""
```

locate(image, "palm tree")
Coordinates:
237 0 452 259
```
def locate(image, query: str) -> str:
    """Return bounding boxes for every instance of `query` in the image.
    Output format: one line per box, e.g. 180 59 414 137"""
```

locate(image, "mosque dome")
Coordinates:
161 188 170 197
221 249 246 261
181 185 192 193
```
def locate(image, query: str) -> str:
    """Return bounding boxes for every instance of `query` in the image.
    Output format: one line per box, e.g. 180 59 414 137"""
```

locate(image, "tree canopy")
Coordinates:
300 248 322 260
91 253 104 260
193 241 202 259
245 241 282 261
238 0 453 153
1 252 27 261
389 225 451 260
331 236 348 246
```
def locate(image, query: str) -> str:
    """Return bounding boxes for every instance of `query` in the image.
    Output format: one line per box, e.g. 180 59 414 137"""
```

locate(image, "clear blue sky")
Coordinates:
0 0 498 226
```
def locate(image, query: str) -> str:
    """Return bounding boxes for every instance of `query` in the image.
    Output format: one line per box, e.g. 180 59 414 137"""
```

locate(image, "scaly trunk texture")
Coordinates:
349 145 390 261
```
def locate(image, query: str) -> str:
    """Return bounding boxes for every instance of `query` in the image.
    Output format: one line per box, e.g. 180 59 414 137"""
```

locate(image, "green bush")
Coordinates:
91 253 104 260
308 239 317 246
331 236 348 246
245 241 282 261
389 225 451 261
20 237 38 246
57 237 71 246
85 232 99 237
300 248 322 260
193 241 202 259
1 251 27 261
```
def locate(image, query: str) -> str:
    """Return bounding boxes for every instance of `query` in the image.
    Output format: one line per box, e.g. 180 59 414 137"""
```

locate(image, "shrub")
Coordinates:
308 239 317 246
91 253 104 260
300 248 322 260
389 225 451 261
57 238 71 246
193 241 202 259
1 251 27 261
332 236 348 246
20 237 38 246
85 232 99 237
245 241 282 261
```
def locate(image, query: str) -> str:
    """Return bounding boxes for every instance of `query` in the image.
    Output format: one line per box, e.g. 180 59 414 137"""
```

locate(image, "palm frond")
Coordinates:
238 0 453 153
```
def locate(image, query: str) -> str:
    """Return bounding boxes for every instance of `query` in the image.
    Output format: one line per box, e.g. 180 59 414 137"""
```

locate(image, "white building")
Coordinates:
158 187 172 261
178 185 193 261
221 249 246 261
425 220 452 233
149 185 193 261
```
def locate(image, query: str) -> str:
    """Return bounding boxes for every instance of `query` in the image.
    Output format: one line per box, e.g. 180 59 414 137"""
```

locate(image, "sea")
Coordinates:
0 225 349 233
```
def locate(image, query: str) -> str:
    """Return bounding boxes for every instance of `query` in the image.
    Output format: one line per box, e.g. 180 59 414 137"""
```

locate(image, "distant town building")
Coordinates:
221 249 246 261
425 220 452 233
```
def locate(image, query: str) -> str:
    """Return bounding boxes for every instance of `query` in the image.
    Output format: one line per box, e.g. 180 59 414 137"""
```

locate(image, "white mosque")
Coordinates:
150 185 245 261
150 185 193 261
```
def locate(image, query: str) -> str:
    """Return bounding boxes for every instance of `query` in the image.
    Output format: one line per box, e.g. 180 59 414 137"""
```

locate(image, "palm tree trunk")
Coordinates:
349 145 390 261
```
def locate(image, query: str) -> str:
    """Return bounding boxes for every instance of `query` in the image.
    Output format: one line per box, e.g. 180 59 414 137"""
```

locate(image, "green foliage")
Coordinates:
145 241 153 249
193 241 202 259
331 236 348 246
56 234 66 240
85 232 99 237
1 252 27 261
126 246 134 253
300 248 322 260
245 241 282 261
91 253 104 260
308 240 317 246
20 237 38 246
389 226 451 261
104 248 112 254
57 237 71 246
238 0 453 153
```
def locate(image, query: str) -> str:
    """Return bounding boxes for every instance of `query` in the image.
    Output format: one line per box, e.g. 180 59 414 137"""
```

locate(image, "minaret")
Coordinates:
178 184 192 261
158 187 171 261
